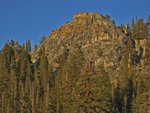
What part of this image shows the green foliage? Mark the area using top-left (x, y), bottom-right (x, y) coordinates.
top-left (0, 15), bottom-right (150, 113)
top-left (132, 18), bottom-right (148, 40)
top-left (26, 40), bottom-right (31, 52)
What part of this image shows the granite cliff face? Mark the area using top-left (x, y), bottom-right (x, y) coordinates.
top-left (32, 12), bottom-right (126, 74)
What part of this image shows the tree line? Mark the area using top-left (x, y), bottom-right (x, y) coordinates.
top-left (0, 16), bottom-right (150, 113)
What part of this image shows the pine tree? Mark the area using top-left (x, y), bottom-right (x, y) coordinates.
top-left (0, 52), bottom-right (2, 77)
top-left (133, 18), bottom-right (148, 40)
top-left (146, 15), bottom-right (150, 37)
top-left (114, 84), bottom-right (124, 113)
top-left (26, 40), bottom-right (31, 52)
top-left (39, 46), bottom-right (49, 112)
top-left (67, 46), bottom-right (85, 113)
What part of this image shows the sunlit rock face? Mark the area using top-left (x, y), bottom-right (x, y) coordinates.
top-left (32, 12), bottom-right (126, 75)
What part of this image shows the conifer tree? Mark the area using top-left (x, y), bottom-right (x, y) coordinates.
top-left (133, 19), bottom-right (148, 40)
top-left (146, 15), bottom-right (150, 37)
top-left (26, 40), bottom-right (31, 52)
top-left (39, 46), bottom-right (49, 112)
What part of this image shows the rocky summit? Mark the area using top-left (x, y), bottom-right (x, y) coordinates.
top-left (32, 12), bottom-right (126, 74)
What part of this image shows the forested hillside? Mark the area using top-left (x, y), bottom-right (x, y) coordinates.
top-left (0, 12), bottom-right (150, 113)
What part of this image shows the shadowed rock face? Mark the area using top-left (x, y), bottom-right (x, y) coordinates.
top-left (32, 12), bottom-right (125, 74)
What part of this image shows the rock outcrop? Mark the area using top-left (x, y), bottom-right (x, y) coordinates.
top-left (32, 12), bottom-right (126, 75)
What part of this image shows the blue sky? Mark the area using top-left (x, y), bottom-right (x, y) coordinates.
top-left (0, 0), bottom-right (150, 48)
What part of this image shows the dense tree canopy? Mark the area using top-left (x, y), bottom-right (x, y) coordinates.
top-left (0, 15), bottom-right (150, 113)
